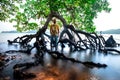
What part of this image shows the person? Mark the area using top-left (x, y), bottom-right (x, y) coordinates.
top-left (50, 18), bottom-right (60, 50)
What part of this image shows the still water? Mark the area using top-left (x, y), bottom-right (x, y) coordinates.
top-left (0, 33), bottom-right (120, 80)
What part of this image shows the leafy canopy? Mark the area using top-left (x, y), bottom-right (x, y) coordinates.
top-left (0, 0), bottom-right (111, 32)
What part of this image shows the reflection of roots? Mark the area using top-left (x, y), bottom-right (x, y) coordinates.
top-left (34, 70), bottom-right (59, 80)
top-left (30, 64), bottom-right (99, 80)
top-left (47, 50), bottom-right (107, 68)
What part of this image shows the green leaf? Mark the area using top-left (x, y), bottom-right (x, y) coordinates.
top-left (0, 0), bottom-right (111, 32)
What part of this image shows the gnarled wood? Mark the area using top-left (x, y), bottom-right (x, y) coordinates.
top-left (6, 12), bottom-right (120, 72)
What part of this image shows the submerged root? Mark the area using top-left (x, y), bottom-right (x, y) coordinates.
top-left (47, 50), bottom-right (107, 68)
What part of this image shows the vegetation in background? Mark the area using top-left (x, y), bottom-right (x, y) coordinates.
top-left (0, 0), bottom-right (111, 32)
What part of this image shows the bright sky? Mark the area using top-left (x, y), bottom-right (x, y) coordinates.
top-left (94, 0), bottom-right (120, 31)
top-left (0, 22), bottom-right (16, 32)
top-left (0, 0), bottom-right (120, 32)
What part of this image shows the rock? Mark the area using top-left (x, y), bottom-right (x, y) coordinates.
top-left (105, 35), bottom-right (116, 47)
top-left (4, 76), bottom-right (11, 80)
top-left (13, 68), bottom-right (36, 79)
top-left (11, 55), bottom-right (16, 60)
top-left (22, 72), bottom-right (36, 79)
top-left (13, 68), bottom-right (22, 79)
top-left (0, 60), bottom-right (4, 67)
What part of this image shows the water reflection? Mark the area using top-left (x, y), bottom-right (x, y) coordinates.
top-left (0, 33), bottom-right (120, 80)
top-left (1, 43), bottom-right (120, 80)
top-left (25, 49), bottom-right (120, 80)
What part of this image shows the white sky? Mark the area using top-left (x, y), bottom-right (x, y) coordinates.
top-left (94, 0), bottom-right (120, 31)
top-left (0, 0), bottom-right (120, 32)
top-left (0, 22), bottom-right (15, 32)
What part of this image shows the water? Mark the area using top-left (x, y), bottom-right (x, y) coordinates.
top-left (0, 33), bottom-right (120, 80)
top-left (102, 34), bottom-right (120, 43)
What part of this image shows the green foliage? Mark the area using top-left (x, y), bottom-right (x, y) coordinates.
top-left (0, 0), bottom-right (20, 21)
top-left (0, 0), bottom-right (111, 32)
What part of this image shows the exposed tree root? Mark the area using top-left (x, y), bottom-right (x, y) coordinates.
top-left (58, 38), bottom-right (85, 51)
top-left (4, 12), bottom-right (120, 77)
top-left (5, 50), bottom-right (32, 54)
top-left (5, 24), bottom-right (120, 72)
top-left (46, 50), bottom-right (107, 68)
top-left (7, 34), bottom-right (36, 47)
top-left (100, 48), bottom-right (120, 54)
